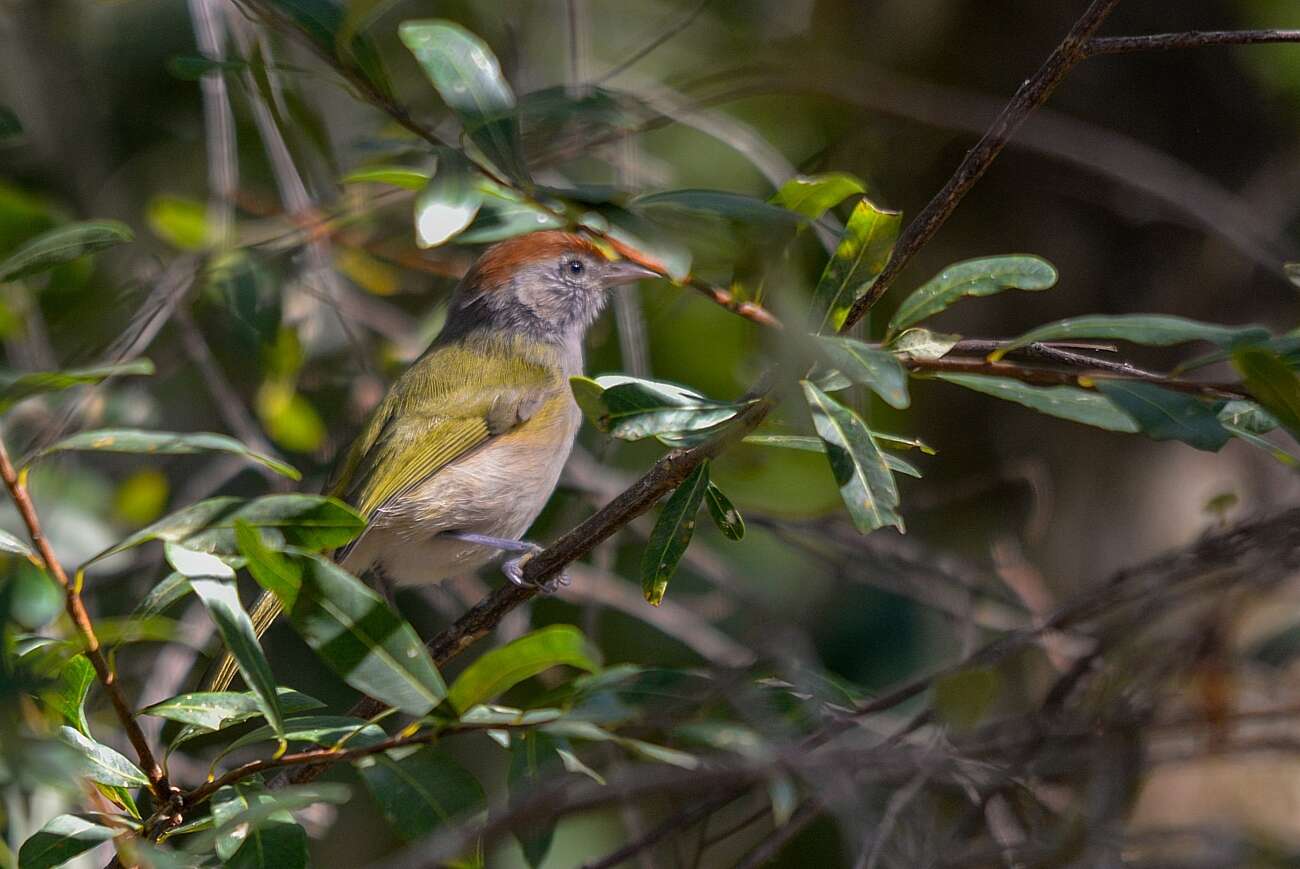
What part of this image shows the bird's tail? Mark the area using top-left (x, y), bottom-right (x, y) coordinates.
top-left (204, 589), bottom-right (284, 692)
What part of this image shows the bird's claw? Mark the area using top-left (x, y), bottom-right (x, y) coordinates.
top-left (503, 545), bottom-right (569, 592)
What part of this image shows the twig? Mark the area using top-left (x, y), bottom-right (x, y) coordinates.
top-left (582, 792), bottom-right (743, 869)
top-left (597, 0), bottom-right (714, 84)
top-left (731, 798), bottom-right (822, 869)
top-left (840, 0), bottom-right (1124, 330)
top-left (0, 434), bottom-right (173, 809)
top-left (1084, 30), bottom-right (1300, 56)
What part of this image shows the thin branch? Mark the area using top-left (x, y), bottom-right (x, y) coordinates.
top-left (1085, 29), bottom-right (1300, 57)
top-left (840, 0), bottom-right (1124, 330)
top-left (0, 434), bottom-right (174, 809)
top-left (732, 798), bottom-right (822, 869)
top-left (597, 0), bottom-right (714, 84)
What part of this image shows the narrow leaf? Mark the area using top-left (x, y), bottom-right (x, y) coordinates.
top-left (0, 359), bottom-right (154, 412)
top-left (60, 726), bottom-right (148, 787)
top-left (141, 688), bottom-right (323, 731)
top-left (449, 625), bottom-right (599, 713)
top-left (641, 462), bottom-right (710, 606)
top-left (341, 166), bottom-right (431, 189)
top-left (1095, 381), bottom-right (1230, 451)
top-left (802, 382), bottom-right (902, 534)
top-left (991, 314), bottom-right (1269, 360)
top-left (1234, 346), bottom-right (1300, 440)
top-left (888, 255), bottom-right (1057, 335)
top-left (810, 198), bottom-right (901, 334)
top-left (34, 429), bottom-right (298, 479)
top-left (704, 482), bottom-right (745, 541)
top-left (935, 374), bottom-right (1138, 432)
top-left (0, 220), bottom-right (134, 282)
top-left (508, 732), bottom-right (565, 867)
top-left (18, 814), bottom-right (118, 869)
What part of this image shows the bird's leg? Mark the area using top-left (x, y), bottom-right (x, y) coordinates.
top-left (444, 531), bottom-right (570, 592)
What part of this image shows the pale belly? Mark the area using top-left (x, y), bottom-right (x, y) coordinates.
top-left (340, 400), bottom-right (580, 587)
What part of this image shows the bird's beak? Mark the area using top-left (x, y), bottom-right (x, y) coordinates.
top-left (603, 260), bottom-right (660, 288)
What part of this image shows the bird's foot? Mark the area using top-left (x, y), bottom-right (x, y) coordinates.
top-left (446, 532), bottom-right (568, 592)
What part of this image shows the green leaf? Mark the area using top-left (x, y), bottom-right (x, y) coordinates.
top-left (172, 544), bottom-right (286, 746)
top-left (641, 462), bottom-right (711, 606)
top-left (934, 374), bottom-right (1138, 433)
top-left (632, 189), bottom-right (804, 233)
top-left (1234, 346), bottom-right (1300, 439)
top-left (0, 220), bottom-right (134, 282)
top-left (59, 726), bottom-right (148, 787)
top-left (448, 625), bottom-right (599, 713)
top-left (48, 655), bottom-right (95, 736)
top-left (341, 165), bottom-right (432, 189)
top-left (990, 314), bottom-right (1269, 361)
top-left (33, 429), bottom-right (299, 479)
top-left (90, 494), bottom-right (364, 564)
top-left (146, 195), bottom-right (209, 251)
top-left (542, 720), bottom-right (699, 768)
top-left (771, 172), bottom-right (866, 220)
top-left (933, 667), bottom-right (1000, 731)
top-left (398, 20), bottom-right (529, 182)
top-left (809, 198), bottom-right (901, 334)
top-left (573, 375), bottom-right (748, 441)
top-left (265, 0), bottom-right (391, 98)
top-left (18, 814), bottom-right (119, 869)
top-left (1218, 400), bottom-right (1279, 435)
top-left (211, 780), bottom-right (308, 869)
top-left (358, 747), bottom-right (485, 844)
top-left (219, 715), bottom-right (386, 759)
top-left (887, 327), bottom-right (961, 360)
top-left (414, 150), bottom-right (483, 248)
top-left (704, 483), bottom-right (745, 541)
top-left (137, 571), bottom-right (193, 618)
top-left (508, 732), bottom-right (565, 867)
top-left (0, 359), bottom-right (154, 412)
top-left (238, 530), bottom-right (446, 716)
top-left (1095, 381), bottom-right (1230, 451)
top-left (0, 106), bottom-right (21, 142)
top-left (141, 688), bottom-right (323, 732)
top-left (0, 528), bottom-right (34, 558)
top-left (815, 336), bottom-right (910, 409)
top-left (888, 255), bottom-right (1057, 336)
top-left (802, 382), bottom-right (903, 534)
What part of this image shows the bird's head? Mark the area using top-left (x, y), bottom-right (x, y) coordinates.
top-left (443, 230), bottom-right (659, 345)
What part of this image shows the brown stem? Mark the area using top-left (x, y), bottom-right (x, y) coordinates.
top-left (1084, 30), bottom-right (1300, 56)
top-left (0, 434), bottom-right (173, 808)
top-left (839, 0), bottom-right (1124, 331)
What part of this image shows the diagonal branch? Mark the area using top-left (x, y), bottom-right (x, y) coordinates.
top-left (1084, 29), bottom-right (1300, 56)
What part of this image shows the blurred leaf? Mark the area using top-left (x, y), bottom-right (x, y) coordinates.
top-left (141, 688), bottom-right (324, 731)
top-left (219, 715), bottom-right (386, 759)
top-left (568, 376), bottom-right (608, 430)
top-left (18, 814), bottom-right (119, 869)
top-left (112, 469), bottom-right (169, 526)
top-left (360, 747), bottom-right (485, 844)
top-left (887, 327), bottom-right (961, 360)
top-left (9, 564), bottom-right (60, 629)
top-left (508, 732), bottom-right (564, 867)
top-left (92, 494), bottom-right (364, 563)
top-left (743, 433), bottom-right (825, 452)
top-left (810, 198), bottom-right (901, 334)
top-left (888, 255), bottom-right (1057, 336)
top-left (448, 625), bottom-right (598, 713)
top-left (256, 383), bottom-right (326, 454)
top-left (146, 196), bottom-right (209, 251)
top-left (933, 667), bottom-right (1000, 730)
top-left (641, 462), bottom-right (710, 606)
top-left (414, 150), bottom-right (483, 248)
top-left (1218, 399), bottom-right (1279, 434)
top-left (816, 336), bottom-right (909, 408)
top-left (398, 20), bottom-right (529, 182)
top-left (1287, 262), bottom-right (1300, 289)
top-left (265, 0), bottom-right (390, 98)
top-left (802, 381), bottom-right (902, 534)
top-left (771, 172), bottom-right (865, 220)
top-left (935, 374), bottom-right (1138, 432)
top-left (0, 220), bottom-right (134, 282)
top-left (633, 189), bottom-right (803, 233)
top-left (0, 106), bottom-right (21, 142)
top-left (543, 720), bottom-right (699, 768)
top-left (47, 654), bottom-right (95, 736)
top-left (171, 544), bottom-right (286, 747)
top-left (768, 774), bottom-right (799, 826)
top-left (459, 189), bottom-right (564, 243)
top-left (0, 359), bottom-right (154, 412)
top-left (1095, 381), bottom-right (1230, 451)
top-left (60, 726), bottom-right (147, 787)
top-left (992, 314), bottom-right (1269, 360)
top-left (0, 528), bottom-right (34, 559)
top-left (1233, 346), bottom-right (1300, 439)
top-left (138, 571), bottom-right (193, 618)
top-left (238, 528), bottom-right (446, 716)
top-left (582, 204), bottom-right (691, 281)
top-left (704, 482), bottom-right (745, 541)
top-left (341, 165), bottom-right (431, 189)
top-left (212, 780), bottom-right (307, 869)
top-left (34, 429), bottom-right (298, 480)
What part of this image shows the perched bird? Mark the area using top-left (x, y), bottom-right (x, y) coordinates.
top-left (211, 230), bottom-right (656, 690)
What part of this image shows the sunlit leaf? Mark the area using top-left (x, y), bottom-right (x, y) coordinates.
top-left (219, 715), bottom-right (386, 760)
top-left (33, 429), bottom-right (299, 480)
top-left (18, 814), bottom-right (119, 869)
top-left (448, 625), bottom-right (599, 713)
top-left (0, 359), bottom-right (154, 412)
top-left (146, 195), bottom-right (209, 251)
top-left (112, 469), bottom-right (169, 526)
top-left (641, 462), bottom-right (710, 606)
top-left (571, 374), bottom-right (748, 441)
top-left (810, 197), bottom-right (901, 334)
top-left (358, 747), bottom-right (485, 844)
top-left (802, 382), bottom-right (902, 534)
top-left (816, 336), bottom-right (909, 409)
top-left (341, 165), bottom-right (431, 189)
top-left (141, 688), bottom-right (324, 732)
top-left (60, 726), bottom-right (148, 787)
top-left (0, 527), bottom-right (34, 558)
top-left (704, 482), bottom-right (745, 541)
top-left (398, 19), bottom-right (529, 182)
top-left (238, 527), bottom-right (446, 716)
top-left (887, 327), bottom-right (961, 360)
top-left (414, 150), bottom-right (482, 248)
top-left (934, 374), bottom-right (1138, 432)
top-left (47, 655), bottom-right (95, 737)
top-left (1095, 381), bottom-right (1230, 451)
top-left (991, 314), bottom-right (1269, 360)
top-left (771, 172), bottom-right (866, 220)
top-left (888, 255), bottom-right (1057, 336)
top-left (171, 544), bottom-right (286, 746)
top-left (212, 780), bottom-right (307, 869)
top-left (0, 220), bottom-right (134, 282)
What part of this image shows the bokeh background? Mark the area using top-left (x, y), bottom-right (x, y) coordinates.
top-left (3, 0), bottom-right (1300, 865)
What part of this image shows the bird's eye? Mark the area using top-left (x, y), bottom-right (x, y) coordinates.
top-left (566, 258), bottom-right (585, 276)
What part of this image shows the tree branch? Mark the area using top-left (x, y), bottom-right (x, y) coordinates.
top-left (0, 433), bottom-right (174, 810)
top-left (1084, 30), bottom-right (1300, 56)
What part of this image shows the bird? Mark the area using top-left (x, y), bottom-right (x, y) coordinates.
top-left (209, 230), bottom-right (657, 692)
